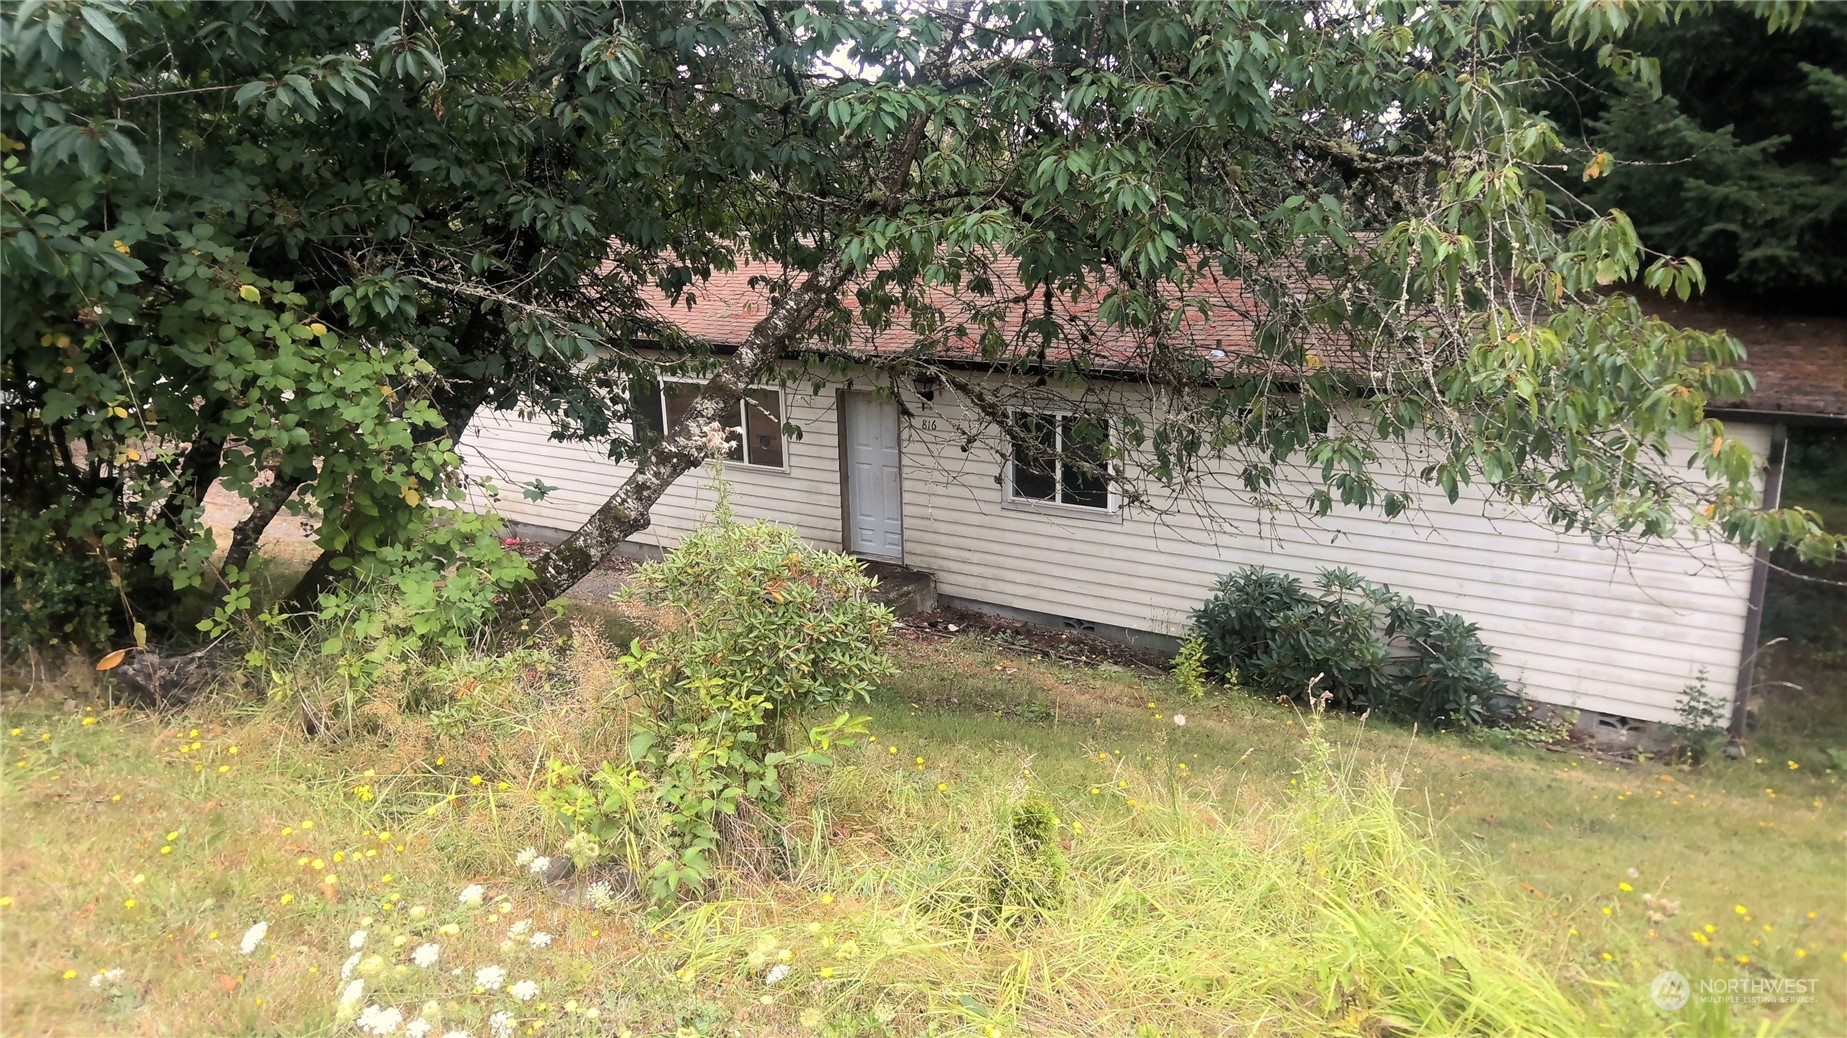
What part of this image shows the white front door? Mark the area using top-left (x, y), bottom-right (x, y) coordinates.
top-left (844, 393), bottom-right (903, 560)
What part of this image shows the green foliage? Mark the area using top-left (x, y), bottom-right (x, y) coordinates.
top-left (1537, 3), bottom-right (1847, 304)
top-left (6, 0), bottom-right (1841, 658)
top-left (0, 507), bottom-right (118, 656)
top-left (545, 513), bottom-right (894, 903)
top-left (1193, 567), bottom-right (1511, 727)
top-left (308, 511), bottom-right (536, 677)
top-left (1668, 668), bottom-right (1730, 766)
top-left (1171, 633), bottom-right (1215, 699)
top-left (1674, 669), bottom-right (1728, 732)
top-left (983, 799), bottom-right (1070, 928)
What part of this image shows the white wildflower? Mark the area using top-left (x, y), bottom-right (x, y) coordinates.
top-left (514, 847), bottom-right (537, 868)
top-left (441, 1032), bottom-right (472, 1038)
top-left (340, 979), bottom-right (366, 1006)
top-left (507, 919), bottom-right (531, 939)
top-left (458, 884), bottom-right (486, 906)
top-left (239, 921), bottom-right (269, 954)
top-left (357, 1004), bottom-right (404, 1036)
top-left (1172, 713), bottom-right (1187, 726)
top-left (350, 929), bottom-right (369, 950)
top-left (528, 855), bottom-right (552, 875)
top-left (405, 1019), bottom-right (432, 1038)
top-left (411, 943), bottom-right (440, 968)
top-left (489, 1011), bottom-right (514, 1038)
top-left (585, 881), bottom-right (615, 909)
top-left (474, 965), bottom-right (507, 990)
top-left (89, 968), bottom-right (124, 988)
top-left (341, 953), bottom-right (362, 981)
top-left (528, 931), bottom-right (553, 949)
top-left (764, 963), bottom-right (790, 986)
top-left (509, 979), bottom-right (539, 1002)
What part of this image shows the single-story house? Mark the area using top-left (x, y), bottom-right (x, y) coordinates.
top-left (461, 268), bottom-right (1845, 738)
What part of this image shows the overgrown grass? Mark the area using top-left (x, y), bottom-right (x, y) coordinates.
top-left (2, 623), bottom-right (1842, 1036)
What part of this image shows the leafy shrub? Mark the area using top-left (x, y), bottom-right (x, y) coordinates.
top-left (298, 510), bottom-right (535, 678)
top-left (1193, 566), bottom-right (1509, 726)
top-left (984, 799), bottom-right (1069, 927)
top-left (546, 512), bottom-right (894, 902)
top-left (1, 507), bottom-right (119, 656)
top-left (1171, 632), bottom-right (1217, 698)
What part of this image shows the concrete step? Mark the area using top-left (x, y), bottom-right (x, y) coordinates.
top-left (859, 560), bottom-right (937, 617)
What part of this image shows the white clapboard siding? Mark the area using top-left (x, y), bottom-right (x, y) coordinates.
top-left (461, 386), bottom-right (844, 551)
top-left (461, 370), bottom-right (1766, 725)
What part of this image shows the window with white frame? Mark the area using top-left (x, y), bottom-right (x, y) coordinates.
top-left (632, 380), bottom-right (787, 468)
top-left (1006, 411), bottom-right (1113, 511)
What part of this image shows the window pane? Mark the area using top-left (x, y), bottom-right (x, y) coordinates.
top-left (664, 383), bottom-right (740, 460)
top-left (743, 388), bottom-right (784, 468)
top-left (1060, 415), bottom-right (1111, 509)
top-left (631, 378), bottom-right (665, 447)
top-left (1010, 413), bottom-right (1057, 501)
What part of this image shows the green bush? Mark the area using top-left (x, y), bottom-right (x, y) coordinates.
top-left (1193, 566), bottom-right (1509, 726)
top-left (1, 507), bottom-right (120, 657)
top-left (984, 799), bottom-right (1069, 927)
top-left (547, 511), bottom-right (895, 903)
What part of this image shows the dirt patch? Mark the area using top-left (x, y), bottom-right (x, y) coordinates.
top-left (897, 607), bottom-right (1172, 674)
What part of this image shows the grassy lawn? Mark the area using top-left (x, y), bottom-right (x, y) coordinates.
top-left (2, 618), bottom-right (1842, 1037)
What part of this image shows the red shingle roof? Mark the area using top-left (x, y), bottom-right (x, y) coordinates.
top-left (641, 265), bottom-right (1846, 421)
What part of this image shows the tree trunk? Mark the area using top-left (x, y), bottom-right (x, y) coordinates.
top-left (222, 471), bottom-right (307, 579)
top-left (497, 256), bottom-right (852, 622)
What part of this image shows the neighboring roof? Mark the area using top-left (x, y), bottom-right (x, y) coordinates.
top-left (1637, 296), bottom-right (1847, 426)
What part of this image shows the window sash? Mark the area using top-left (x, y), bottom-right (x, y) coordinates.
top-left (1008, 410), bottom-right (1112, 511)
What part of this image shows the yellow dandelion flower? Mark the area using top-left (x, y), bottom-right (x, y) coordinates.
top-left (1618, 883), bottom-right (1633, 893)
top-left (62, 969), bottom-right (77, 980)
top-left (279, 893), bottom-right (294, 905)
top-left (0, 896), bottom-right (11, 907)
top-left (123, 899), bottom-right (137, 909)
top-left (1735, 905), bottom-right (1748, 915)
top-left (82, 717), bottom-right (97, 726)
top-left (818, 893), bottom-right (834, 905)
